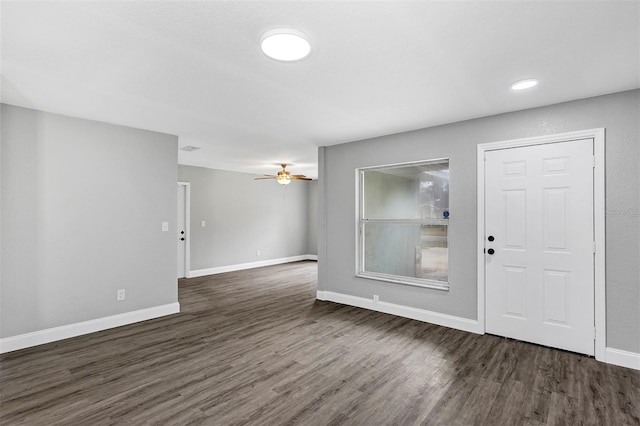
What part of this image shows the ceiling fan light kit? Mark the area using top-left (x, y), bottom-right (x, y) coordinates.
top-left (255, 164), bottom-right (312, 185)
top-left (277, 173), bottom-right (292, 185)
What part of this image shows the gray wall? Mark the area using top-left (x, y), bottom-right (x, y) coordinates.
top-left (178, 165), bottom-right (314, 270)
top-left (1, 104), bottom-right (179, 338)
top-left (307, 180), bottom-right (318, 256)
top-left (319, 89), bottom-right (639, 353)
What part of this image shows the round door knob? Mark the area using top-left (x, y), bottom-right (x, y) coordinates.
top-left (487, 248), bottom-right (495, 255)
top-left (180, 237), bottom-right (185, 241)
top-left (488, 236), bottom-right (495, 242)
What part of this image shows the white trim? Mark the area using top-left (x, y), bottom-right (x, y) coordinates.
top-left (605, 347), bottom-right (640, 371)
top-left (0, 303), bottom-right (180, 354)
top-left (592, 132), bottom-right (606, 361)
top-left (316, 290), bottom-right (482, 335)
top-left (177, 181), bottom-right (191, 279)
top-left (357, 157), bottom-right (450, 172)
top-left (354, 167), bottom-right (361, 278)
top-left (476, 128), bottom-right (604, 150)
top-left (477, 128), bottom-right (606, 361)
top-left (355, 271), bottom-right (449, 291)
top-left (476, 146), bottom-right (486, 334)
top-left (188, 255), bottom-right (317, 278)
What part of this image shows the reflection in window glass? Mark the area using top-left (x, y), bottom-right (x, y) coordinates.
top-left (419, 224), bottom-right (448, 282)
top-left (358, 160), bottom-right (449, 289)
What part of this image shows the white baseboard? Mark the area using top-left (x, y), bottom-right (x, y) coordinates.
top-left (316, 290), bottom-right (482, 335)
top-left (605, 347), bottom-right (640, 370)
top-left (0, 302), bottom-right (180, 354)
top-left (188, 254), bottom-right (317, 278)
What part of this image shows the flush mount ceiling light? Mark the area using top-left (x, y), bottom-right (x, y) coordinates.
top-left (260, 29), bottom-right (311, 62)
top-left (511, 79), bottom-right (539, 91)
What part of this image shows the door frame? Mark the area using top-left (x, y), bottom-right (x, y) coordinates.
top-left (476, 128), bottom-right (605, 361)
top-left (177, 181), bottom-right (191, 279)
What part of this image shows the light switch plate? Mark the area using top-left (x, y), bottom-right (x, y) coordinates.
top-left (201, 220), bottom-right (206, 227)
top-left (161, 222), bottom-right (169, 232)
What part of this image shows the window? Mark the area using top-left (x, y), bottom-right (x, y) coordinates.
top-left (357, 159), bottom-right (449, 290)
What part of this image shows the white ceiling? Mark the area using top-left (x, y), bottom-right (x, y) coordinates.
top-left (2, 1), bottom-right (638, 179)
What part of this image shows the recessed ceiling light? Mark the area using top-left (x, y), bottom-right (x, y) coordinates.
top-left (511, 79), bottom-right (538, 91)
top-left (261, 29), bottom-right (311, 62)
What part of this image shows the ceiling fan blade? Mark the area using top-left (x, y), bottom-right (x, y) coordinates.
top-left (255, 165), bottom-right (310, 182)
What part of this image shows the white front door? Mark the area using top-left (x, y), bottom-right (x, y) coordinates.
top-left (177, 184), bottom-right (186, 279)
top-left (485, 138), bottom-right (595, 355)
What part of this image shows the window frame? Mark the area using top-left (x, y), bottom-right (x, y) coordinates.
top-left (356, 158), bottom-right (450, 291)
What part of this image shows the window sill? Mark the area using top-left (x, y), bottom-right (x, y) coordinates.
top-left (356, 272), bottom-right (449, 291)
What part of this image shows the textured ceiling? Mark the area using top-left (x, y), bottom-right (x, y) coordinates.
top-left (2, 1), bottom-right (638, 179)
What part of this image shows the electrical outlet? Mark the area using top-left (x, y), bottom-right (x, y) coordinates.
top-left (117, 289), bottom-right (125, 301)
top-left (373, 294), bottom-right (379, 304)
top-left (256, 250), bottom-right (261, 256)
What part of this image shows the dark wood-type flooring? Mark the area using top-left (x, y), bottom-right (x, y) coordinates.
top-left (1, 261), bottom-right (638, 425)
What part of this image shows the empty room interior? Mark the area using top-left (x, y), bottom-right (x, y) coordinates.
top-left (1, 1), bottom-right (639, 425)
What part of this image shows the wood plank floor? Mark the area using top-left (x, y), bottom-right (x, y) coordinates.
top-left (1, 261), bottom-right (638, 425)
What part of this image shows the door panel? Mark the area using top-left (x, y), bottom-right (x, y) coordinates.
top-left (485, 139), bottom-right (594, 355)
top-left (504, 190), bottom-right (526, 248)
top-left (543, 269), bottom-right (569, 324)
top-left (543, 188), bottom-right (568, 250)
top-left (505, 266), bottom-right (526, 318)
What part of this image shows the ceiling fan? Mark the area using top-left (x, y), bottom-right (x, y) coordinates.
top-left (255, 163), bottom-right (312, 185)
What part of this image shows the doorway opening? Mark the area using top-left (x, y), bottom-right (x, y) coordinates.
top-left (177, 182), bottom-right (191, 279)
